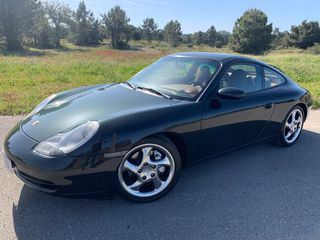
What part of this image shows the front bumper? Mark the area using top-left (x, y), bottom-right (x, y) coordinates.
top-left (3, 122), bottom-right (122, 197)
top-left (2, 148), bottom-right (13, 172)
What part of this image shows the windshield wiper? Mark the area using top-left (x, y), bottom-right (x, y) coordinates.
top-left (136, 86), bottom-right (172, 99)
top-left (123, 81), bottom-right (136, 90)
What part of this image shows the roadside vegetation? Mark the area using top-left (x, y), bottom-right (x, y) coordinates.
top-left (0, 42), bottom-right (319, 115)
top-left (0, 1), bottom-right (319, 114)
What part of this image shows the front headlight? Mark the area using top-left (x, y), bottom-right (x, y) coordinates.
top-left (26, 94), bottom-right (57, 118)
top-left (34, 121), bottom-right (99, 157)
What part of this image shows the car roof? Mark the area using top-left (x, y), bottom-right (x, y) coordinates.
top-left (167, 52), bottom-right (288, 77)
top-left (169, 52), bottom-right (265, 65)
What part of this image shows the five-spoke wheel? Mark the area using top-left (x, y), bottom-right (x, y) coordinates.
top-left (278, 105), bottom-right (304, 146)
top-left (117, 137), bottom-right (181, 202)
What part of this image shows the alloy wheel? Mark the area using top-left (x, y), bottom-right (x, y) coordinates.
top-left (118, 144), bottom-right (175, 198)
top-left (284, 108), bottom-right (303, 144)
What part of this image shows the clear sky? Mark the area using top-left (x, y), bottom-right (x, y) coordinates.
top-left (53, 0), bottom-right (320, 33)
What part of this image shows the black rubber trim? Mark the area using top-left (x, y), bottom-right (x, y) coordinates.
top-left (14, 169), bottom-right (57, 193)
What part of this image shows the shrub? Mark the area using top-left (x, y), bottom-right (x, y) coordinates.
top-left (307, 43), bottom-right (320, 55)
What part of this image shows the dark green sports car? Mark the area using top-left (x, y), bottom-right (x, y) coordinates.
top-left (2, 52), bottom-right (312, 202)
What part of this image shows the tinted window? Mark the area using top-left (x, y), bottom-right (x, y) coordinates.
top-left (263, 67), bottom-right (286, 89)
top-left (220, 63), bottom-right (261, 93)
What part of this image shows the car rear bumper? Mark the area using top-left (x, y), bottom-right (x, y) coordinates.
top-left (2, 122), bottom-right (122, 197)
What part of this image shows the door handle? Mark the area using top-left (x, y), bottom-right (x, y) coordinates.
top-left (264, 103), bottom-right (273, 109)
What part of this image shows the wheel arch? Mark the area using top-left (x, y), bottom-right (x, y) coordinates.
top-left (297, 103), bottom-right (308, 121)
top-left (147, 132), bottom-right (188, 168)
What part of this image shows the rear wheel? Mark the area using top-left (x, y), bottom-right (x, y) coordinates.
top-left (117, 137), bottom-right (181, 202)
top-left (278, 105), bottom-right (304, 147)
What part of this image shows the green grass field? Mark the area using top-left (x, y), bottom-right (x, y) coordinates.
top-left (0, 41), bottom-right (319, 115)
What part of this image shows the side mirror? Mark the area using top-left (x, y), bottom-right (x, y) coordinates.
top-left (217, 87), bottom-right (245, 99)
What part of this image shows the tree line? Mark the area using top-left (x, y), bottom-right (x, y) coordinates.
top-left (0, 0), bottom-right (319, 55)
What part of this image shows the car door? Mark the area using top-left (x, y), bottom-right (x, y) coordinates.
top-left (256, 65), bottom-right (289, 138)
top-left (200, 61), bottom-right (274, 157)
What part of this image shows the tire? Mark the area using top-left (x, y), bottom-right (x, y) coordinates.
top-left (277, 105), bottom-right (305, 147)
top-left (116, 136), bottom-right (181, 202)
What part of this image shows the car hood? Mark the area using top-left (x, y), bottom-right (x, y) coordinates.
top-left (21, 84), bottom-right (178, 142)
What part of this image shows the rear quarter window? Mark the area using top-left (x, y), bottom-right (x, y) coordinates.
top-left (263, 67), bottom-right (286, 89)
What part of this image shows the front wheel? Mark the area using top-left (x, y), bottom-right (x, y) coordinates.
top-left (278, 105), bottom-right (304, 147)
top-left (117, 137), bottom-right (181, 202)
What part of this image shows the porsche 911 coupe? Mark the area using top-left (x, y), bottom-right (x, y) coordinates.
top-left (2, 52), bottom-right (313, 202)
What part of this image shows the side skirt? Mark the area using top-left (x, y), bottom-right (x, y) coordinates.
top-left (184, 134), bottom-right (276, 167)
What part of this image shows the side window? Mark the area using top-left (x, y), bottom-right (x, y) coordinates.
top-left (220, 63), bottom-right (261, 93)
top-left (263, 67), bottom-right (286, 89)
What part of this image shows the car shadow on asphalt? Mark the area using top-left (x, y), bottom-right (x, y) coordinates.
top-left (12, 129), bottom-right (320, 240)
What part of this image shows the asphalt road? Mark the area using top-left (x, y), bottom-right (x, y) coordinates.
top-left (1, 112), bottom-right (320, 240)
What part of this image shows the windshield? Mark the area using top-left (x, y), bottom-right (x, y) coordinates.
top-left (128, 56), bottom-right (220, 100)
